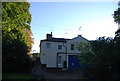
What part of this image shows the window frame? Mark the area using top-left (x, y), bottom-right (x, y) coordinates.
top-left (58, 45), bottom-right (62, 50)
top-left (58, 56), bottom-right (62, 65)
top-left (71, 44), bottom-right (74, 50)
top-left (46, 43), bottom-right (50, 49)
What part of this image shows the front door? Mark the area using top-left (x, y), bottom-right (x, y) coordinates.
top-left (68, 55), bottom-right (80, 69)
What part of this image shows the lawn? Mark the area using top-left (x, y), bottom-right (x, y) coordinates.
top-left (2, 73), bottom-right (36, 80)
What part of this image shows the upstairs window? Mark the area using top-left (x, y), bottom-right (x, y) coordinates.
top-left (46, 43), bottom-right (50, 49)
top-left (58, 45), bottom-right (62, 49)
top-left (71, 44), bottom-right (74, 50)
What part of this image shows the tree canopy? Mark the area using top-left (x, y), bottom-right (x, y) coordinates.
top-left (77, 37), bottom-right (120, 79)
top-left (113, 6), bottom-right (120, 39)
top-left (2, 2), bottom-right (34, 72)
top-left (113, 8), bottom-right (120, 24)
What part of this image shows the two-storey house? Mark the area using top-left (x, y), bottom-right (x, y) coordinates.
top-left (40, 32), bottom-right (88, 69)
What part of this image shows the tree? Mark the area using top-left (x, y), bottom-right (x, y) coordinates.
top-left (77, 2), bottom-right (120, 79)
top-left (113, 5), bottom-right (120, 38)
top-left (2, 2), bottom-right (34, 72)
top-left (77, 37), bottom-right (117, 79)
top-left (113, 3), bottom-right (120, 77)
top-left (113, 8), bottom-right (120, 24)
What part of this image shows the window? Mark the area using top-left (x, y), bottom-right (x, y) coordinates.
top-left (71, 44), bottom-right (74, 50)
top-left (58, 45), bottom-right (62, 49)
top-left (46, 43), bottom-right (50, 49)
top-left (58, 56), bottom-right (62, 65)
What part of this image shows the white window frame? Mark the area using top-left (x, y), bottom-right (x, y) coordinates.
top-left (58, 56), bottom-right (62, 65)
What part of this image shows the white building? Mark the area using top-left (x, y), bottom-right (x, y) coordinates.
top-left (40, 32), bottom-right (88, 69)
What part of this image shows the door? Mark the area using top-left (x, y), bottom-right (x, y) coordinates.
top-left (68, 55), bottom-right (80, 69)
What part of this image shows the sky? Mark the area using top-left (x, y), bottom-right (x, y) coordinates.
top-left (29, 2), bottom-right (119, 53)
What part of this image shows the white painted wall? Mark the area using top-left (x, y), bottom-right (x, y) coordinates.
top-left (40, 41), bottom-right (66, 67)
top-left (67, 35), bottom-right (88, 53)
top-left (40, 35), bottom-right (88, 68)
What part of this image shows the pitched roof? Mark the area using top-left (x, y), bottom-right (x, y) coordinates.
top-left (41, 37), bottom-right (70, 42)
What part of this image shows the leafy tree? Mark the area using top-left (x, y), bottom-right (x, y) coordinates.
top-left (77, 42), bottom-right (95, 65)
top-left (113, 2), bottom-right (120, 41)
top-left (2, 2), bottom-right (34, 72)
top-left (77, 37), bottom-right (119, 79)
top-left (113, 3), bottom-right (120, 77)
top-left (32, 53), bottom-right (39, 59)
top-left (113, 8), bottom-right (120, 24)
top-left (77, 3), bottom-right (120, 78)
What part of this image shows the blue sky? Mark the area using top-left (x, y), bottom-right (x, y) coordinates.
top-left (29, 2), bottom-right (118, 53)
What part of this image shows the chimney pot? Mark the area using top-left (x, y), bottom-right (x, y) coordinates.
top-left (46, 32), bottom-right (52, 39)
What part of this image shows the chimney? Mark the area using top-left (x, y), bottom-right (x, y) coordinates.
top-left (46, 32), bottom-right (52, 39)
top-left (78, 35), bottom-right (82, 37)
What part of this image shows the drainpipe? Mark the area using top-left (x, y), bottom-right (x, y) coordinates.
top-left (63, 41), bottom-right (67, 69)
top-left (65, 43), bottom-right (67, 68)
